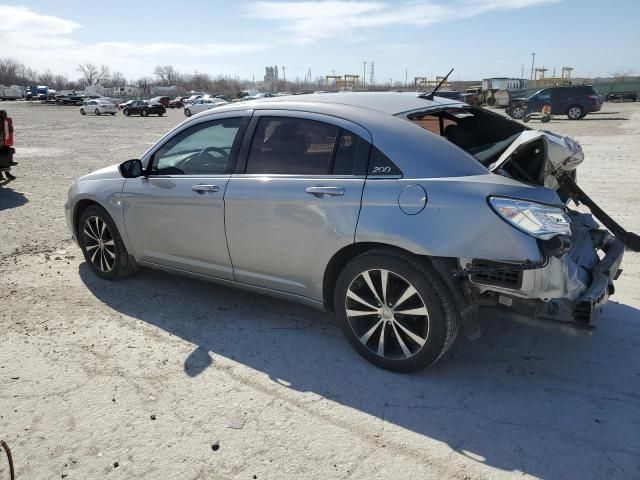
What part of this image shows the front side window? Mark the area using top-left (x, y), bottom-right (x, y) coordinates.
top-left (246, 117), bottom-right (339, 175)
top-left (151, 117), bottom-right (245, 175)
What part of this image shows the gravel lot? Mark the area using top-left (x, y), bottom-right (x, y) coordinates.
top-left (1, 101), bottom-right (639, 480)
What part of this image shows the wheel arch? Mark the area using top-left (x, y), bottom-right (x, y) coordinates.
top-left (73, 199), bottom-right (102, 238)
top-left (323, 242), bottom-right (430, 312)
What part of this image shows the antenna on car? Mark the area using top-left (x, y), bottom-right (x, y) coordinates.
top-left (419, 68), bottom-right (454, 100)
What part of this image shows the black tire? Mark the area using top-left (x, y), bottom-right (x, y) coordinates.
top-left (158, 111), bottom-right (164, 117)
top-left (124, 109), bottom-right (130, 116)
top-left (334, 250), bottom-right (459, 372)
top-left (185, 109), bottom-right (191, 117)
top-left (141, 109), bottom-right (148, 117)
top-left (487, 96), bottom-right (496, 106)
top-left (78, 205), bottom-right (137, 281)
top-left (80, 108), bottom-right (85, 115)
top-left (567, 105), bottom-right (584, 120)
top-left (95, 109), bottom-right (101, 116)
top-left (110, 112), bottom-right (116, 116)
top-left (509, 105), bottom-right (525, 119)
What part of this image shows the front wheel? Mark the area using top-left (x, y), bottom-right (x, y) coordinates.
top-left (95, 109), bottom-right (101, 116)
top-left (334, 251), bottom-right (459, 372)
top-left (567, 105), bottom-right (584, 120)
top-left (185, 109), bottom-right (191, 117)
top-left (80, 108), bottom-right (85, 115)
top-left (141, 109), bottom-right (148, 117)
top-left (123, 109), bottom-right (130, 116)
top-left (78, 205), bottom-right (137, 280)
top-left (509, 105), bottom-right (525, 119)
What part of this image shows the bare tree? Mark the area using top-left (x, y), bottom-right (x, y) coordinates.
top-left (153, 65), bottom-right (181, 86)
top-left (108, 71), bottom-right (127, 87)
top-left (77, 63), bottom-right (111, 85)
top-left (52, 75), bottom-right (69, 90)
top-left (0, 58), bottom-right (22, 85)
top-left (38, 69), bottom-right (55, 87)
top-left (136, 77), bottom-right (152, 96)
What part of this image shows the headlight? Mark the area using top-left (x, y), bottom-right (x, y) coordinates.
top-left (489, 196), bottom-right (571, 240)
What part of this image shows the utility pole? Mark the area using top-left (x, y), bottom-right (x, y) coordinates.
top-left (521, 64), bottom-right (524, 79)
top-left (530, 52), bottom-right (536, 80)
top-left (369, 61), bottom-right (375, 88)
top-left (282, 66), bottom-right (286, 85)
top-left (363, 61), bottom-right (367, 91)
top-left (405, 68), bottom-right (408, 89)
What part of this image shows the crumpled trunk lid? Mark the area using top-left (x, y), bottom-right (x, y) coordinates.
top-left (488, 129), bottom-right (584, 191)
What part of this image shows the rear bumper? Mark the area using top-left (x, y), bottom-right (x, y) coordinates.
top-left (467, 214), bottom-right (625, 328)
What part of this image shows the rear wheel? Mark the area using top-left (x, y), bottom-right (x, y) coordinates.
top-left (185, 109), bottom-right (191, 117)
top-left (95, 109), bottom-right (101, 116)
top-left (141, 109), bottom-right (148, 117)
top-left (123, 109), bottom-right (130, 116)
top-left (80, 108), bottom-right (85, 115)
top-left (334, 250), bottom-right (459, 372)
top-left (78, 205), bottom-right (137, 281)
top-left (567, 105), bottom-right (584, 120)
top-left (110, 112), bottom-right (116, 116)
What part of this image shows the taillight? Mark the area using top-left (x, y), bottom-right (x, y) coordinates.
top-left (1, 114), bottom-right (14, 147)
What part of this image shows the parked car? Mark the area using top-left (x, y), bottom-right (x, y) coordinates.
top-left (65, 92), bottom-right (636, 372)
top-left (168, 97), bottom-right (186, 108)
top-left (123, 100), bottom-right (166, 117)
top-left (184, 94), bottom-right (204, 105)
top-left (605, 91), bottom-right (637, 102)
top-left (507, 85), bottom-right (603, 120)
top-left (0, 109), bottom-right (16, 181)
top-left (183, 98), bottom-right (228, 117)
top-left (118, 100), bottom-right (134, 110)
top-left (80, 99), bottom-right (117, 116)
top-left (149, 96), bottom-right (171, 107)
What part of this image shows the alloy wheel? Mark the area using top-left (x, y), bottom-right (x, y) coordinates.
top-left (82, 216), bottom-right (116, 272)
top-left (568, 107), bottom-right (582, 119)
top-left (345, 269), bottom-right (430, 360)
top-left (511, 106), bottom-right (524, 119)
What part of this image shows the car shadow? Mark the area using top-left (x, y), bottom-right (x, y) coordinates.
top-left (0, 185), bottom-right (28, 210)
top-left (79, 264), bottom-right (640, 479)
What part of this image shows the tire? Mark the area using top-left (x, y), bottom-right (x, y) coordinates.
top-left (78, 205), bottom-right (137, 281)
top-left (487, 96), bottom-right (496, 106)
top-left (541, 114), bottom-right (551, 123)
top-left (95, 109), bottom-right (101, 116)
top-left (334, 250), bottom-right (459, 372)
top-left (158, 111), bottom-right (164, 117)
top-left (185, 109), bottom-right (191, 117)
top-left (123, 109), bottom-right (130, 116)
top-left (567, 105), bottom-right (584, 120)
top-left (110, 112), bottom-right (116, 116)
top-left (80, 108), bottom-right (85, 115)
top-left (509, 105), bottom-right (525, 119)
top-left (141, 109), bottom-right (148, 117)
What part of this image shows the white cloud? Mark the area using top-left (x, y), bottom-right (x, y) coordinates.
top-left (248, 0), bottom-right (559, 42)
top-left (0, 5), bottom-right (267, 78)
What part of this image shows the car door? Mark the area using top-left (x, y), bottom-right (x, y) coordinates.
top-left (550, 88), bottom-right (569, 113)
top-left (121, 112), bottom-right (251, 278)
top-left (224, 111), bottom-right (371, 300)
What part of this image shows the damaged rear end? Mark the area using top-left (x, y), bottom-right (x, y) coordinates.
top-left (408, 105), bottom-right (637, 330)
top-left (462, 121), bottom-right (634, 328)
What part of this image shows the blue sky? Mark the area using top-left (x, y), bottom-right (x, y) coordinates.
top-left (1, 0), bottom-right (638, 83)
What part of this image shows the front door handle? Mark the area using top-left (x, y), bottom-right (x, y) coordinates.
top-left (191, 184), bottom-right (219, 193)
top-left (305, 186), bottom-right (345, 197)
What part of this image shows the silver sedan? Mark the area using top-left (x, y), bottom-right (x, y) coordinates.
top-left (65, 92), bottom-right (632, 372)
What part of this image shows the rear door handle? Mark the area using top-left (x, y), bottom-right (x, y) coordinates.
top-left (191, 184), bottom-right (219, 193)
top-left (305, 186), bottom-right (345, 197)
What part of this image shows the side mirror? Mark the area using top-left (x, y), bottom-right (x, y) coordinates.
top-left (119, 159), bottom-right (143, 178)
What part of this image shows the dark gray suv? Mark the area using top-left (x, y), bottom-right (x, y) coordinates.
top-left (507, 85), bottom-right (603, 120)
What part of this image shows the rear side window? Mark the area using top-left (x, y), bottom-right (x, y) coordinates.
top-left (246, 117), bottom-right (339, 175)
top-left (333, 130), bottom-right (371, 175)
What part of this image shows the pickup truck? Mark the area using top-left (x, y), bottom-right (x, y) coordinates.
top-left (0, 110), bottom-right (16, 181)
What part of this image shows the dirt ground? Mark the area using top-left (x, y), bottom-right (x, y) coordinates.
top-left (1, 101), bottom-right (639, 480)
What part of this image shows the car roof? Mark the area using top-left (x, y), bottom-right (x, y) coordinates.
top-left (188, 92), bottom-right (483, 179)
top-left (251, 91), bottom-right (464, 115)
